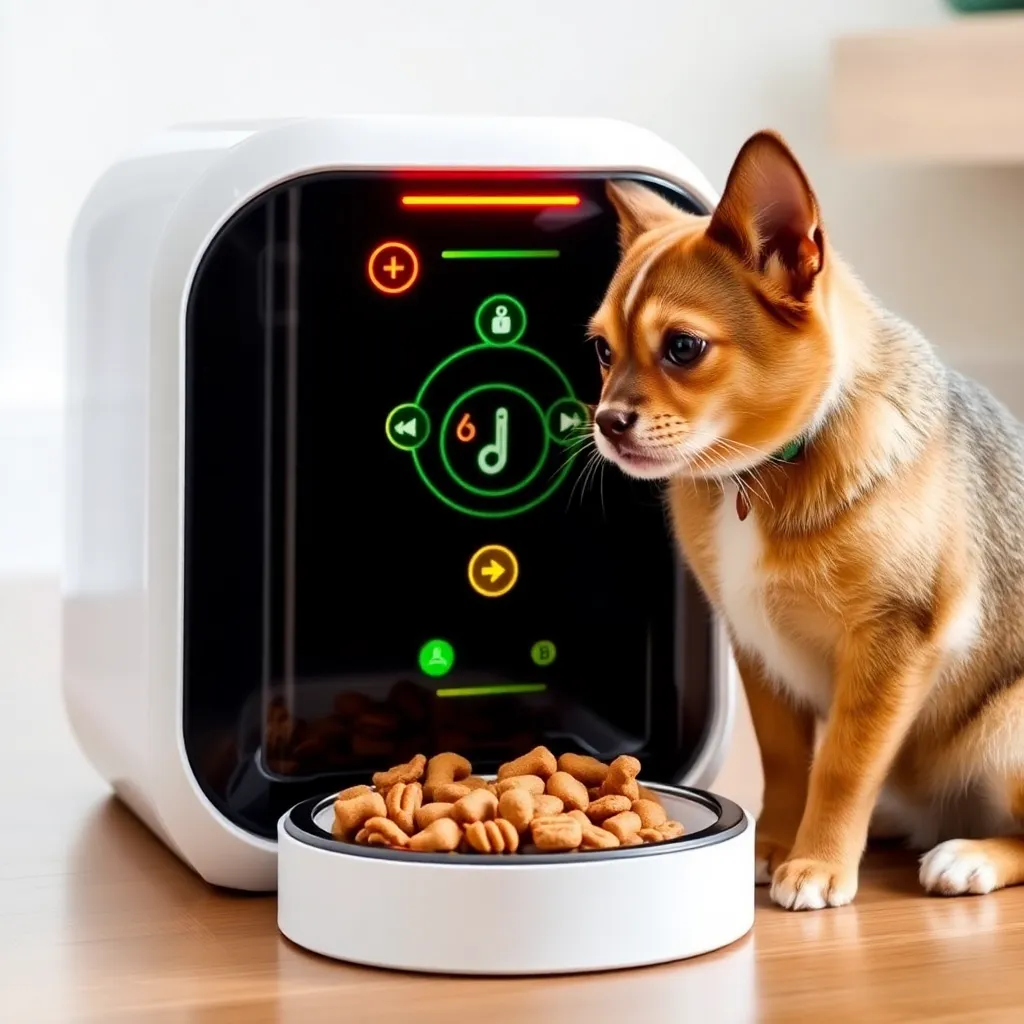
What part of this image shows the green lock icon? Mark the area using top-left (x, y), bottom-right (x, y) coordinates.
top-left (475, 294), bottom-right (526, 345)
top-left (491, 304), bottom-right (512, 335)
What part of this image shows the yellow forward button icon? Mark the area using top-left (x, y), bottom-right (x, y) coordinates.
top-left (467, 544), bottom-right (519, 598)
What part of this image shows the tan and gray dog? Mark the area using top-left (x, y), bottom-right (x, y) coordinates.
top-left (590, 130), bottom-right (1024, 911)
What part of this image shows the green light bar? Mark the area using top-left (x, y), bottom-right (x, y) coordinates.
top-left (441, 249), bottom-right (560, 260)
top-left (436, 683), bottom-right (548, 698)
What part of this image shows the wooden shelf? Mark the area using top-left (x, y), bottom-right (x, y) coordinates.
top-left (830, 13), bottom-right (1024, 162)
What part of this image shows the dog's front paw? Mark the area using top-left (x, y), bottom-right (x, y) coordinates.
top-left (770, 858), bottom-right (857, 911)
top-left (919, 839), bottom-right (999, 896)
top-left (755, 837), bottom-right (791, 885)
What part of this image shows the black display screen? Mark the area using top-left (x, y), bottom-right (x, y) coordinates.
top-left (183, 171), bottom-right (713, 838)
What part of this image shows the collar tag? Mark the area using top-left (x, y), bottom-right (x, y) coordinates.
top-left (736, 489), bottom-right (750, 521)
top-left (735, 437), bottom-right (804, 521)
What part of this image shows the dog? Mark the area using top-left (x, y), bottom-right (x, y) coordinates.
top-left (590, 130), bottom-right (1024, 910)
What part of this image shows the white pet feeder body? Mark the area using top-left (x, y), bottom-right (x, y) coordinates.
top-left (63, 116), bottom-right (737, 898)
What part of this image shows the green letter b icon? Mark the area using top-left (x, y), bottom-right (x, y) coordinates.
top-left (530, 640), bottom-right (556, 667)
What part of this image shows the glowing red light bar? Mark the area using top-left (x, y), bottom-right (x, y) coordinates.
top-left (401, 194), bottom-right (581, 209)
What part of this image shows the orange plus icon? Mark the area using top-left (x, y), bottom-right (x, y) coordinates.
top-left (368, 241), bottom-right (420, 294)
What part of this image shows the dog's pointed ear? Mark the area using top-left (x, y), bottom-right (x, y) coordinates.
top-left (707, 131), bottom-right (824, 300)
top-left (606, 180), bottom-right (684, 251)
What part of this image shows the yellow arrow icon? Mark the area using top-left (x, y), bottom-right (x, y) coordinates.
top-left (480, 560), bottom-right (505, 582)
top-left (468, 544), bottom-right (519, 597)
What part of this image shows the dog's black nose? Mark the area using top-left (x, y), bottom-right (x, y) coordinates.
top-left (596, 408), bottom-right (638, 438)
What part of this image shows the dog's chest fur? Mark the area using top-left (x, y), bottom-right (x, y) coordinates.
top-left (710, 481), bottom-right (835, 713)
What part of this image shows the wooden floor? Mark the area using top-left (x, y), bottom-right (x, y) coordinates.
top-left (4, 578), bottom-right (1024, 1022)
top-left (6, 776), bottom-right (1024, 1021)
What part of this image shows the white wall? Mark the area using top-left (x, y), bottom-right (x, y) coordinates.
top-left (6, 0), bottom-right (1024, 575)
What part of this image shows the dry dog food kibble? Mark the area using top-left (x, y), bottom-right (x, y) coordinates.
top-left (432, 782), bottom-right (473, 803)
top-left (332, 747), bottom-right (685, 855)
top-left (586, 794), bottom-right (632, 823)
top-left (581, 823), bottom-right (621, 850)
top-left (532, 794), bottom-right (565, 818)
top-left (545, 771), bottom-right (590, 812)
top-left (557, 753), bottom-right (610, 788)
top-left (408, 817), bottom-right (462, 852)
top-left (465, 819), bottom-right (520, 854)
top-left (384, 781), bottom-right (423, 835)
top-left (656, 820), bottom-right (686, 840)
top-left (360, 816), bottom-right (410, 848)
top-left (602, 810), bottom-right (643, 843)
top-left (599, 755), bottom-right (642, 802)
top-left (494, 774), bottom-right (545, 796)
top-left (632, 799), bottom-right (668, 829)
top-left (336, 783), bottom-right (373, 801)
top-left (414, 802), bottom-right (456, 830)
top-left (332, 790), bottom-right (386, 839)
top-left (423, 752), bottom-right (472, 801)
top-left (496, 746), bottom-right (558, 781)
top-left (531, 814), bottom-right (583, 852)
top-left (498, 789), bottom-right (535, 832)
top-left (451, 788), bottom-right (499, 825)
top-left (372, 754), bottom-right (426, 793)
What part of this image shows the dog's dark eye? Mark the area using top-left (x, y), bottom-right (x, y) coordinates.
top-left (663, 332), bottom-right (707, 368)
top-left (594, 337), bottom-right (613, 369)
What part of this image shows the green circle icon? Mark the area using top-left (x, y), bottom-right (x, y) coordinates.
top-left (410, 342), bottom-right (579, 519)
top-left (439, 383), bottom-right (550, 498)
top-left (530, 640), bottom-right (557, 667)
top-left (475, 294), bottom-right (527, 346)
top-left (419, 639), bottom-right (455, 678)
top-left (386, 403), bottom-right (430, 451)
top-left (546, 398), bottom-right (591, 446)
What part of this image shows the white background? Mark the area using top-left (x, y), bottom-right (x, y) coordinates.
top-left (3, 0), bottom-right (1024, 576)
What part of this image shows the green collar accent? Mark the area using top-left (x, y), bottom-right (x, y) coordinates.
top-left (774, 438), bottom-right (804, 463)
top-left (735, 436), bottom-right (804, 521)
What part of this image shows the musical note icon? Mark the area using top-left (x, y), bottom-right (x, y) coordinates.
top-left (477, 407), bottom-right (509, 476)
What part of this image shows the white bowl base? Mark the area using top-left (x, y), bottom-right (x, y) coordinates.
top-left (278, 783), bottom-right (753, 975)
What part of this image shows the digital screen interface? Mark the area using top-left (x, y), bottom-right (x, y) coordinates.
top-left (183, 171), bottom-right (713, 837)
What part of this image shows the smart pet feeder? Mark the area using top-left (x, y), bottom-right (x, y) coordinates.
top-left (63, 116), bottom-right (752, 971)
